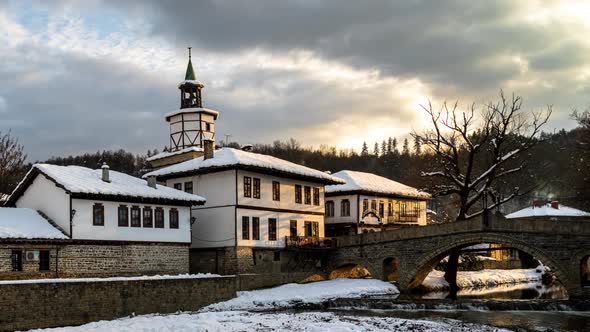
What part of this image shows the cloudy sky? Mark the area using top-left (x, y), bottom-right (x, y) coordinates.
top-left (1, 0), bottom-right (589, 160)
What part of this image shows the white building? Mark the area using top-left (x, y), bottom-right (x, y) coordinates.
top-left (324, 170), bottom-right (431, 236)
top-left (3, 163), bottom-right (206, 278)
top-left (144, 146), bottom-right (345, 274)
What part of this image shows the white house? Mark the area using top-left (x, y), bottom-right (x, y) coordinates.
top-left (324, 170), bottom-right (431, 236)
top-left (144, 146), bottom-right (345, 274)
top-left (4, 163), bottom-right (206, 278)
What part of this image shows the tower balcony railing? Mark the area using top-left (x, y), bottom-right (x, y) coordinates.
top-left (285, 236), bottom-right (337, 250)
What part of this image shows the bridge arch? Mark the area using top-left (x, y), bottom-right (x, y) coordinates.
top-left (401, 233), bottom-right (573, 292)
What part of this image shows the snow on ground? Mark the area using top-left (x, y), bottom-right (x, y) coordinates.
top-left (0, 208), bottom-right (68, 239)
top-left (33, 310), bottom-right (511, 332)
top-left (207, 278), bottom-right (399, 311)
top-left (422, 267), bottom-right (545, 291)
top-left (0, 273), bottom-right (221, 285)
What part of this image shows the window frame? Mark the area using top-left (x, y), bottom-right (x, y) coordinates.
top-left (304, 221), bottom-right (319, 237)
top-left (242, 216), bottom-right (250, 240)
top-left (11, 250), bottom-right (22, 272)
top-left (363, 199), bottom-right (369, 213)
top-left (253, 178), bottom-right (261, 199)
top-left (341, 199), bottom-right (350, 217)
top-left (272, 181), bottom-right (280, 201)
top-left (268, 218), bottom-right (277, 241)
top-left (379, 201), bottom-right (385, 218)
top-left (313, 187), bottom-right (320, 206)
top-left (243, 176), bottom-right (252, 198)
top-left (295, 185), bottom-right (302, 204)
top-left (118, 205), bottom-right (129, 227)
top-left (169, 208), bottom-right (179, 229)
top-left (325, 200), bottom-right (334, 217)
top-left (155, 207), bottom-right (165, 228)
top-left (252, 217), bottom-right (260, 240)
top-left (290, 220), bottom-right (298, 238)
top-left (173, 183), bottom-right (182, 191)
top-left (130, 206), bottom-right (141, 227)
top-left (143, 206), bottom-right (153, 228)
top-left (184, 181), bottom-right (193, 194)
top-left (39, 250), bottom-right (50, 272)
top-left (304, 186), bottom-right (311, 205)
top-left (93, 203), bottom-right (104, 226)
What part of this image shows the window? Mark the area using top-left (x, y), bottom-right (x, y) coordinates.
top-left (206, 122), bottom-right (211, 131)
top-left (11, 250), bottom-right (22, 272)
top-left (131, 206), bottom-right (141, 227)
top-left (93, 203), bottom-right (104, 226)
top-left (169, 209), bottom-right (179, 229)
top-left (143, 207), bottom-right (153, 228)
top-left (388, 201), bottom-right (393, 216)
top-left (379, 202), bottom-right (385, 218)
top-left (295, 185), bottom-right (302, 204)
top-left (304, 186), bottom-right (311, 205)
top-left (268, 218), bottom-right (277, 241)
top-left (371, 200), bottom-right (377, 211)
top-left (325, 201), bottom-right (335, 217)
top-left (244, 176), bottom-right (252, 197)
top-left (155, 208), bottom-right (164, 228)
top-left (39, 250), bottom-right (50, 271)
top-left (253, 178), bottom-right (261, 199)
top-left (363, 199), bottom-right (369, 212)
top-left (174, 183), bottom-right (182, 190)
top-left (305, 221), bottom-right (319, 237)
top-left (252, 217), bottom-right (260, 240)
top-left (290, 220), bottom-right (298, 238)
top-left (272, 181), bottom-right (280, 201)
top-left (242, 216), bottom-right (250, 240)
top-left (341, 200), bottom-right (350, 216)
top-left (184, 181), bottom-right (193, 194)
top-left (118, 205), bottom-right (129, 227)
top-left (313, 187), bottom-right (320, 206)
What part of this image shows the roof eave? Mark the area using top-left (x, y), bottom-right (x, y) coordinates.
top-left (325, 189), bottom-right (431, 200)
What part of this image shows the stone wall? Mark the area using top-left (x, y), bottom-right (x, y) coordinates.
top-left (0, 276), bottom-right (236, 331)
top-left (0, 242), bottom-right (189, 280)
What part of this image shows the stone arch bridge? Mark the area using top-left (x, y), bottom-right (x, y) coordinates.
top-left (327, 214), bottom-right (590, 298)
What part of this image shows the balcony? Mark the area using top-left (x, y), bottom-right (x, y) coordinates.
top-left (285, 236), bottom-right (337, 250)
top-left (385, 212), bottom-right (421, 224)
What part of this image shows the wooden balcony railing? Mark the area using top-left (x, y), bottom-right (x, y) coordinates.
top-left (285, 236), bottom-right (337, 250)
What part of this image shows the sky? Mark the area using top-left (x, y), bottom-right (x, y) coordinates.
top-left (1, 0), bottom-right (589, 161)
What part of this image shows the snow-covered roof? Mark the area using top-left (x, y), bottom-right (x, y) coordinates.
top-left (325, 170), bottom-right (431, 199)
top-left (9, 164), bottom-right (206, 206)
top-left (0, 208), bottom-right (68, 240)
top-left (165, 107), bottom-right (219, 121)
top-left (505, 203), bottom-right (590, 219)
top-left (146, 146), bottom-right (204, 162)
top-left (144, 148), bottom-right (346, 185)
top-left (177, 80), bottom-right (204, 88)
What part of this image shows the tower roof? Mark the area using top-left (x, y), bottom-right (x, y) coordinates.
top-left (185, 47), bottom-right (196, 80)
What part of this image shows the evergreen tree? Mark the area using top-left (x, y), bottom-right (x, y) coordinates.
top-left (387, 137), bottom-right (393, 154)
top-left (413, 136), bottom-right (422, 155)
top-left (361, 141), bottom-right (369, 156)
top-left (381, 140), bottom-right (387, 156)
top-left (402, 138), bottom-right (410, 156)
top-left (392, 138), bottom-right (399, 155)
top-left (373, 142), bottom-right (379, 156)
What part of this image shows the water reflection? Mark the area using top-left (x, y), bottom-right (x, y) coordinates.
top-left (417, 281), bottom-right (568, 300)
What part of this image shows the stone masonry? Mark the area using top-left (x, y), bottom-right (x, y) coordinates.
top-left (328, 213), bottom-right (590, 298)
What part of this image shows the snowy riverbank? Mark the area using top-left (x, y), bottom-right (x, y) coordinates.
top-left (34, 279), bottom-right (512, 332)
top-left (421, 267), bottom-right (545, 291)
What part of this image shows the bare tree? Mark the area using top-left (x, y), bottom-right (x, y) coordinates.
top-left (0, 131), bottom-right (27, 197)
top-left (413, 91), bottom-right (552, 220)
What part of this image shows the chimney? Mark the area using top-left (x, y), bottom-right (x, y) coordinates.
top-left (147, 176), bottom-right (157, 189)
top-left (550, 201), bottom-right (559, 209)
top-left (203, 138), bottom-right (214, 160)
top-left (532, 201), bottom-right (543, 208)
top-left (101, 163), bottom-right (110, 183)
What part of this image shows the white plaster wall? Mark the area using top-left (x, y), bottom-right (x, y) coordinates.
top-left (191, 206), bottom-right (235, 248)
top-left (71, 199), bottom-right (191, 243)
top-left (237, 170), bottom-right (324, 214)
top-left (15, 174), bottom-right (71, 235)
top-left (167, 170), bottom-right (236, 208)
top-left (237, 208), bottom-right (324, 248)
top-left (324, 194), bottom-right (358, 225)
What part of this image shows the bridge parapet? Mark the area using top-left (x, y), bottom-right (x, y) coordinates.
top-left (335, 213), bottom-right (590, 248)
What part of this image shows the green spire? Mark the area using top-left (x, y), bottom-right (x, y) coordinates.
top-left (185, 47), bottom-right (196, 80)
